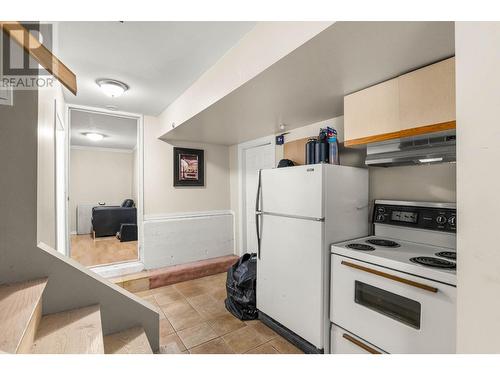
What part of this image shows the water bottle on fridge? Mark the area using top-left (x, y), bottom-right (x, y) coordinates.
top-left (327, 128), bottom-right (339, 165)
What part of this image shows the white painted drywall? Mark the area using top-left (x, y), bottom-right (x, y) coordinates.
top-left (455, 22), bottom-right (500, 353)
top-left (143, 115), bottom-right (231, 215)
top-left (69, 147), bottom-right (134, 233)
top-left (157, 21), bottom-right (333, 137)
top-left (132, 148), bottom-right (138, 203)
top-left (143, 212), bottom-right (234, 269)
top-left (142, 116), bottom-right (233, 267)
top-left (37, 83), bottom-right (65, 249)
top-left (369, 163), bottom-right (456, 203)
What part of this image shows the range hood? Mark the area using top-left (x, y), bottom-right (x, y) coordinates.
top-left (365, 130), bottom-right (456, 167)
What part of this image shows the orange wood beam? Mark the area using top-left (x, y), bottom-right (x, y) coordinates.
top-left (0, 21), bottom-right (77, 95)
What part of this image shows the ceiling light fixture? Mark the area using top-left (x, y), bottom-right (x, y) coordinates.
top-left (96, 79), bottom-right (129, 98)
top-left (83, 132), bottom-right (105, 141)
top-left (418, 157), bottom-right (443, 163)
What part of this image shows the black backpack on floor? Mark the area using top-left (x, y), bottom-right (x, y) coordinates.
top-left (225, 253), bottom-right (258, 320)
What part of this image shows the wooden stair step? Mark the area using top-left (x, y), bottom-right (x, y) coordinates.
top-left (31, 304), bottom-right (104, 354)
top-left (0, 278), bottom-right (48, 353)
top-left (104, 326), bottom-right (153, 354)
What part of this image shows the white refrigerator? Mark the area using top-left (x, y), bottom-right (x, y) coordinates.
top-left (255, 164), bottom-right (368, 353)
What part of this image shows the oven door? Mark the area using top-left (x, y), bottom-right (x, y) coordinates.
top-left (330, 254), bottom-right (456, 353)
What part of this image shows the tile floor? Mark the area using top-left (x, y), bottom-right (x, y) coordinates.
top-left (133, 272), bottom-right (303, 354)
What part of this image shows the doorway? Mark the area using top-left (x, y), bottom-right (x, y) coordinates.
top-left (239, 137), bottom-right (275, 255)
top-left (66, 106), bottom-right (143, 268)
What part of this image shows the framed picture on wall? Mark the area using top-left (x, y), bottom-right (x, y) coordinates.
top-left (173, 147), bottom-right (205, 187)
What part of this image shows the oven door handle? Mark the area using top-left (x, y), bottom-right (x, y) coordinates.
top-left (342, 333), bottom-right (382, 354)
top-left (341, 260), bottom-right (438, 293)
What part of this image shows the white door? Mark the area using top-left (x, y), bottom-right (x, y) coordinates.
top-left (257, 214), bottom-right (324, 348)
top-left (261, 164), bottom-right (324, 219)
top-left (243, 142), bottom-right (274, 254)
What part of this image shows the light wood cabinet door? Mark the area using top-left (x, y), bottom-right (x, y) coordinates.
top-left (344, 78), bottom-right (400, 142)
top-left (398, 57), bottom-right (455, 130)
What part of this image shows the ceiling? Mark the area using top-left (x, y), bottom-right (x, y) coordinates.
top-left (161, 21), bottom-right (455, 145)
top-left (70, 110), bottom-right (138, 149)
top-left (57, 21), bottom-right (256, 115)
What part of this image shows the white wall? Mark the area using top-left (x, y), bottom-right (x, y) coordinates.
top-left (142, 115), bottom-right (234, 269)
top-left (37, 82), bottom-right (65, 249)
top-left (143, 116), bottom-right (231, 215)
top-left (69, 148), bottom-right (134, 233)
top-left (157, 22), bottom-right (333, 137)
top-left (369, 163), bottom-right (456, 203)
top-left (455, 22), bottom-right (500, 353)
top-left (131, 148), bottom-right (138, 203)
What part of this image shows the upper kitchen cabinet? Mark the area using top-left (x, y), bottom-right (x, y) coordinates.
top-left (344, 78), bottom-right (400, 142)
top-left (344, 57), bottom-right (456, 147)
top-left (398, 57), bottom-right (455, 130)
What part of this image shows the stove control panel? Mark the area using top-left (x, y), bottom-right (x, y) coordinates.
top-left (373, 202), bottom-right (456, 232)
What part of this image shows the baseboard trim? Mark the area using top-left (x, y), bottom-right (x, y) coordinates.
top-left (259, 311), bottom-right (323, 354)
top-left (144, 210), bottom-right (233, 221)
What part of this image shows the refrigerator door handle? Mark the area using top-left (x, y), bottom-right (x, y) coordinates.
top-left (256, 212), bottom-right (261, 259)
top-left (255, 169), bottom-right (262, 213)
top-left (256, 169), bottom-right (262, 259)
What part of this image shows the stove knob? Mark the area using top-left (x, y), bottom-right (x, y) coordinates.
top-left (377, 207), bottom-right (386, 214)
top-left (436, 215), bottom-right (447, 225)
top-left (448, 216), bottom-right (456, 226)
top-left (376, 214), bottom-right (385, 222)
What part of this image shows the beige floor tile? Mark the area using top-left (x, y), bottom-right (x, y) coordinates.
top-left (268, 337), bottom-right (303, 354)
top-left (207, 313), bottom-right (246, 336)
top-left (187, 293), bottom-right (228, 320)
top-left (174, 281), bottom-right (208, 298)
top-left (245, 320), bottom-right (278, 341)
top-left (209, 288), bottom-right (227, 301)
top-left (245, 342), bottom-right (280, 354)
top-left (189, 338), bottom-right (234, 354)
top-left (158, 333), bottom-right (187, 354)
top-left (153, 287), bottom-right (185, 306)
top-left (162, 301), bottom-right (206, 331)
top-left (177, 322), bottom-right (218, 349)
top-left (160, 299), bottom-right (192, 317)
top-left (222, 326), bottom-right (268, 354)
top-left (160, 318), bottom-right (175, 340)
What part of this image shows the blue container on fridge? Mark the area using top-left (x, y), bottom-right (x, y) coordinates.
top-left (328, 131), bottom-right (339, 165)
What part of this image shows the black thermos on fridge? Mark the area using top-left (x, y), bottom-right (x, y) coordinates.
top-left (305, 138), bottom-right (317, 165)
top-left (315, 141), bottom-right (329, 164)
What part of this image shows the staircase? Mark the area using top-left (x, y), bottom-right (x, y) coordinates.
top-left (0, 278), bottom-right (153, 354)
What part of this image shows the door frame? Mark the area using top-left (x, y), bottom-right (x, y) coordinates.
top-left (237, 135), bottom-right (275, 256)
top-left (54, 100), bottom-right (68, 255)
top-left (65, 103), bottom-right (145, 272)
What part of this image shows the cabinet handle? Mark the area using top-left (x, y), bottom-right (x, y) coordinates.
top-left (342, 333), bottom-right (381, 354)
top-left (341, 260), bottom-right (438, 293)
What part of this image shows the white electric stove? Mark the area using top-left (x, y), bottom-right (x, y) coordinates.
top-left (330, 200), bottom-right (457, 354)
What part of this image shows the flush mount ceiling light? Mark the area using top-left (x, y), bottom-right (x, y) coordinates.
top-left (82, 132), bottom-right (105, 141)
top-left (418, 157), bottom-right (443, 163)
top-left (96, 79), bottom-right (129, 98)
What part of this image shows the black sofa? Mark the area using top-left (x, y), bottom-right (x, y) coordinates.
top-left (92, 199), bottom-right (137, 238)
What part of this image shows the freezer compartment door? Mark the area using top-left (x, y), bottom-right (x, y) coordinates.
top-left (257, 214), bottom-right (324, 348)
top-left (260, 164), bottom-right (323, 219)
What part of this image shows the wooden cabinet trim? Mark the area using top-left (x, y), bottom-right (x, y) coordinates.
top-left (344, 120), bottom-right (456, 147)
